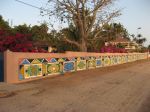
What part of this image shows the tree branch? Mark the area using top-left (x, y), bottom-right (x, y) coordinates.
top-left (92, 10), bottom-right (121, 40)
top-left (62, 36), bottom-right (80, 48)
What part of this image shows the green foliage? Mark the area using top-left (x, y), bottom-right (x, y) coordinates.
top-left (31, 23), bottom-right (50, 41)
top-left (13, 24), bottom-right (31, 34)
top-left (0, 15), bottom-right (12, 34)
top-left (0, 15), bottom-right (133, 52)
top-left (117, 43), bottom-right (125, 48)
top-left (54, 25), bottom-right (80, 52)
top-left (133, 47), bottom-right (148, 53)
top-left (132, 34), bottom-right (146, 45)
top-left (106, 23), bottom-right (130, 40)
top-left (88, 23), bottom-right (130, 52)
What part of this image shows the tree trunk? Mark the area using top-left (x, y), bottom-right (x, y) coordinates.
top-left (80, 37), bottom-right (87, 52)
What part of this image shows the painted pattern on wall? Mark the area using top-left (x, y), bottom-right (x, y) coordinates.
top-left (18, 54), bottom-right (147, 80)
top-left (63, 61), bottom-right (75, 72)
top-left (47, 62), bottom-right (62, 75)
top-left (104, 56), bottom-right (111, 66)
top-left (96, 58), bottom-right (102, 68)
top-left (88, 57), bottom-right (96, 69)
top-left (77, 60), bottom-right (87, 71)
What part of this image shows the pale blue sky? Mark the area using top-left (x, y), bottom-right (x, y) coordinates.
top-left (0, 0), bottom-right (150, 46)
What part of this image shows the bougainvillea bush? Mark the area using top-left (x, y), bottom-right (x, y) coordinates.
top-left (100, 45), bottom-right (127, 53)
top-left (0, 30), bottom-right (33, 52)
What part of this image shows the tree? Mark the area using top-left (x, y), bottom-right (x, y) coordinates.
top-left (137, 38), bottom-right (146, 45)
top-left (87, 23), bottom-right (129, 52)
top-left (57, 24), bottom-right (80, 51)
top-left (98, 23), bottom-right (130, 40)
top-left (0, 15), bottom-right (12, 35)
top-left (42, 0), bottom-right (121, 51)
top-left (12, 23), bottom-right (52, 42)
top-left (112, 23), bottom-right (130, 39)
top-left (13, 24), bottom-right (31, 34)
top-left (31, 23), bottom-right (50, 41)
top-left (12, 24), bottom-right (33, 41)
top-left (132, 34), bottom-right (146, 45)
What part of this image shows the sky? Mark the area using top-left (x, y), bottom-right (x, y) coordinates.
top-left (0, 0), bottom-right (150, 46)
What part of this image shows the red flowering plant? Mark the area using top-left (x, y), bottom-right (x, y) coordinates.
top-left (100, 44), bottom-right (127, 53)
top-left (0, 30), bottom-right (33, 52)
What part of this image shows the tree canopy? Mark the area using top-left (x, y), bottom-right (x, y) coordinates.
top-left (1, 12), bottom-right (144, 53)
top-left (41, 0), bottom-right (121, 51)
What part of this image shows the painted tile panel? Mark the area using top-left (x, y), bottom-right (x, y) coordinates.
top-left (24, 64), bottom-right (31, 79)
top-left (23, 64), bottom-right (42, 79)
top-left (88, 59), bottom-right (96, 69)
top-left (96, 59), bottom-right (102, 68)
top-left (20, 59), bottom-right (30, 64)
top-left (47, 62), bottom-right (62, 75)
top-left (77, 60), bottom-right (86, 71)
top-left (104, 57), bottom-right (111, 66)
top-left (30, 64), bottom-right (42, 77)
top-left (63, 61), bottom-right (75, 72)
top-left (18, 54), bottom-right (146, 81)
top-left (31, 59), bottom-right (41, 64)
top-left (19, 65), bottom-right (25, 80)
top-left (110, 56), bottom-right (115, 65)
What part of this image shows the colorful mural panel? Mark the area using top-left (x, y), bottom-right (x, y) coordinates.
top-left (42, 63), bottom-right (47, 76)
top-left (18, 53), bottom-right (147, 81)
top-left (47, 62), bottom-right (62, 75)
top-left (104, 57), bottom-right (111, 66)
top-left (23, 64), bottom-right (42, 79)
top-left (19, 65), bottom-right (25, 80)
top-left (77, 60), bottom-right (86, 71)
top-left (30, 64), bottom-right (42, 77)
top-left (96, 59), bottom-right (102, 67)
top-left (128, 55), bottom-right (132, 62)
top-left (110, 56), bottom-right (115, 65)
top-left (117, 56), bottom-right (122, 64)
top-left (121, 56), bottom-right (124, 63)
top-left (31, 59), bottom-right (41, 64)
top-left (125, 55), bottom-right (128, 63)
top-left (88, 59), bottom-right (96, 69)
top-left (49, 58), bottom-right (58, 63)
top-left (63, 61), bottom-right (75, 72)
top-left (58, 58), bottom-right (65, 62)
top-left (20, 59), bottom-right (30, 64)
top-left (101, 56), bottom-right (105, 66)
top-left (114, 56), bottom-right (118, 64)
top-left (24, 64), bottom-right (31, 79)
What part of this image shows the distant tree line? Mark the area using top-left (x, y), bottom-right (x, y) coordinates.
top-left (0, 15), bottom-right (148, 52)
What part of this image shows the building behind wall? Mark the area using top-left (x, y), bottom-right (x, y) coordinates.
top-left (105, 37), bottom-right (141, 52)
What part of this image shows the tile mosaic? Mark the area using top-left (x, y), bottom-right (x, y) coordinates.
top-left (49, 58), bottom-right (57, 63)
top-left (47, 62), bottom-right (61, 74)
top-left (31, 59), bottom-right (41, 64)
top-left (19, 65), bottom-right (25, 80)
top-left (18, 53), bottom-right (145, 81)
top-left (63, 61), bottom-right (75, 72)
top-left (77, 60), bottom-right (86, 71)
top-left (88, 59), bottom-right (96, 69)
top-left (96, 59), bottom-right (102, 67)
top-left (21, 59), bottom-right (30, 64)
top-left (104, 57), bottom-right (111, 66)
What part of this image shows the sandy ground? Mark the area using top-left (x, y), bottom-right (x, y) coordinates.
top-left (0, 60), bottom-right (150, 112)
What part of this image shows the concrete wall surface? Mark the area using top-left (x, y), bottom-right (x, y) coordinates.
top-left (4, 50), bottom-right (148, 83)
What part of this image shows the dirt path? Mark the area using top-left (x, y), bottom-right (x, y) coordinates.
top-left (0, 60), bottom-right (150, 112)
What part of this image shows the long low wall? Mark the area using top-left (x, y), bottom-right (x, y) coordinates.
top-left (4, 50), bottom-right (148, 83)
